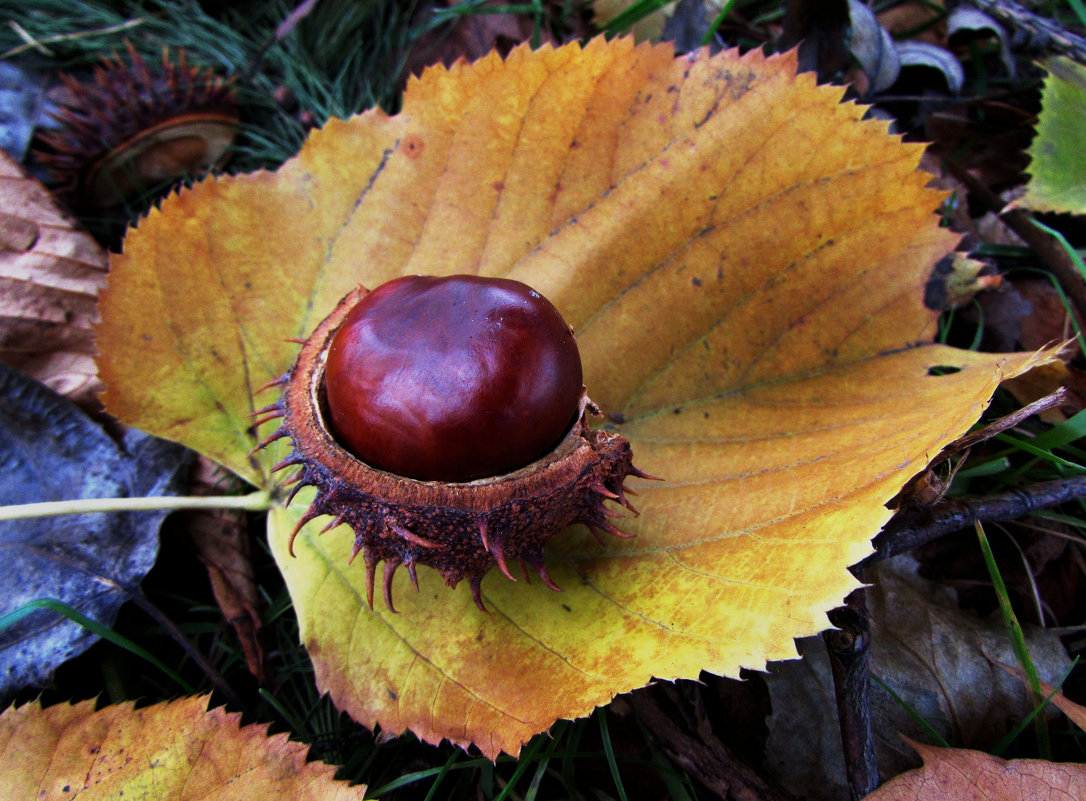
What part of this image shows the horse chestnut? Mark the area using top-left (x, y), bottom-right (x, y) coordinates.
top-left (324, 275), bottom-right (582, 482)
top-left (254, 275), bottom-right (651, 612)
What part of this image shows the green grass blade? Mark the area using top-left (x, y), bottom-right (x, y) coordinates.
top-left (1026, 407), bottom-right (1086, 452)
top-left (524, 723), bottom-right (564, 801)
top-left (0, 598), bottom-right (196, 693)
top-left (968, 298), bottom-right (986, 351)
top-left (258, 687), bottom-right (312, 741)
top-left (953, 457), bottom-right (1012, 481)
top-left (974, 521), bottom-right (1050, 758)
top-left (1033, 219), bottom-right (1086, 288)
top-left (871, 674), bottom-right (951, 748)
top-left (994, 433), bottom-right (1086, 474)
top-left (422, 749), bottom-right (461, 801)
top-left (560, 710), bottom-right (585, 796)
top-left (0, 490), bottom-right (271, 522)
top-left (493, 733), bottom-right (545, 801)
top-left (598, 707), bottom-right (629, 801)
top-left (701, 0), bottom-right (739, 46)
top-left (366, 757), bottom-right (497, 797)
top-left (602, 0), bottom-right (674, 35)
top-left (640, 730), bottom-right (697, 801)
top-left (1069, 0), bottom-right (1086, 28)
top-left (992, 657), bottom-right (1078, 756)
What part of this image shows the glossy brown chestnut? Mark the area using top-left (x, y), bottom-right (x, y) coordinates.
top-left (324, 275), bottom-right (582, 482)
top-left (254, 277), bottom-right (653, 612)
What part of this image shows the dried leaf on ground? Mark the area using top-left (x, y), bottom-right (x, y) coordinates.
top-left (781, 0), bottom-right (851, 80)
top-left (764, 556), bottom-right (1070, 800)
top-left (0, 364), bottom-right (189, 698)
top-left (946, 8), bottom-right (1014, 77)
top-left (764, 637), bottom-right (850, 801)
top-left (189, 456), bottom-right (266, 683)
top-left (978, 277), bottom-right (1085, 418)
top-left (896, 41), bottom-right (964, 93)
top-left (406, 0), bottom-right (571, 78)
top-left (1042, 678), bottom-right (1086, 733)
top-left (850, 0), bottom-right (900, 93)
top-left (0, 61), bottom-right (47, 161)
top-left (0, 151), bottom-right (107, 407)
top-left (867, 556), bottom-right (1069, 775)
top-left (923, 253), bottom-right (1001, 311)
top-left (925, 102), bottom-right (1035, 189)
top-left (1018, 57), bottom-right (1086, 215)
top-left (877, 1), bottom-right (945, 45)
top-left (1005, 667), bottom-right (1086, 734)
top-left (661, 0), bottom-right (728, 53)
top-left (863, 739), bottom-right (1086, 800)
top-left (0, 695), bottom-right (366, 800)
top-left (97, 39), bottom-right (1056, 757)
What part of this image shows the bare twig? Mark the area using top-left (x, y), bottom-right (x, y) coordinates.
top-left (242, 0), bottom-right (322, 84)
top-left (128, 589), bottom-right (249, 712)
top-left (935, 388), bottom-right (1067, 468)
top-left (824, 592), bottom-right (879, 800)
top-left (275, 0), bottom-right (322, 41)
top-left (626, 685), bottom-right (796, 801)
top-left (967, 0), bottom-right (1086, 63)
top-left (855, 475), bottom-right (1086, 572)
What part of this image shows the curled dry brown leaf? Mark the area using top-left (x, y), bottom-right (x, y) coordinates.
top-left (0, 151), bottom-right (106, 407)
top-left (863, 738), bottom-right (1086, 800)
top-left (189, 455), bottom-right (267, 683)
top-left (763, 557), bottom-right (1071, 801)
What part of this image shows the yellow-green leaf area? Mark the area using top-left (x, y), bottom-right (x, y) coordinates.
top-left (272, 344), bottom-right (1047, 759)
top-left (97, 39), bottom-right (1057, 759)
top-left (1020, 56), bottom-right (1086, 215)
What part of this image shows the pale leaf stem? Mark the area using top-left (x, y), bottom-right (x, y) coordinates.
top-left (0, 491), bottom-right (272, 522)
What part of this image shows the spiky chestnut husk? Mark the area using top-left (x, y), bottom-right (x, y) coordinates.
top-left (34, 42), bottom-right (238, 208)
top-left (254, 284), bottom-right (650, 612)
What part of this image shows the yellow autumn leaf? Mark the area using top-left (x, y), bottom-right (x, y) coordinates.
top-left (0, 695), bottom-right (365, 799)
top-left (96, 39), bottom-right (1055, 758)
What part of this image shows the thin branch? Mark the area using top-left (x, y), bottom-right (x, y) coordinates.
top-left (936, 388), bottom-right (1067, 467)
top-left (825, 592), bottom-right (879, 800)
top-left (626, 685), bottom-right (796, 801)
top-left (128, 589), bottom-right (249, 712)
top-left (967, 0), bottom-right (1086, 63)
top-left (855, 475), bottom-right (1086, 572)
top-left (0, 491), bottom-right (271, 522)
